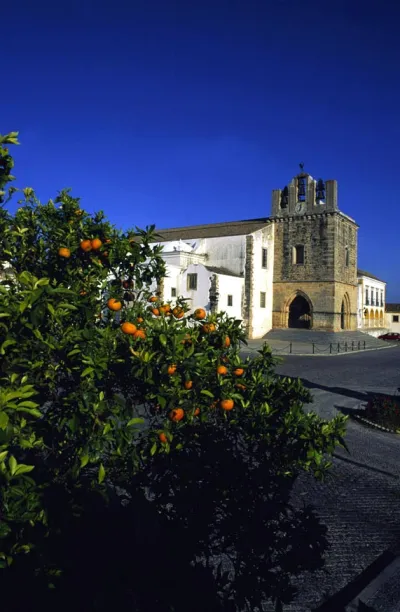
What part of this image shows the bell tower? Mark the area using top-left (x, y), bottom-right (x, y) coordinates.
top-left (270, 167), bottom-right (359, 331)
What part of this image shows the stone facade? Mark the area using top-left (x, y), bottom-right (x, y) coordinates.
top-left (271, 173), bottom-right (358, 332)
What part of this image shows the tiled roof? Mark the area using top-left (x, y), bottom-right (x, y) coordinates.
top-left (147, 218), bottom-right (271, 242)
top-left (357, 268), bottom-right (386, 283)
top-left (385, 303), bottom-right (400, 313)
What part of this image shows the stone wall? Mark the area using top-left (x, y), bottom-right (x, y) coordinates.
top-left (272, 211), bottom-right (358, 331)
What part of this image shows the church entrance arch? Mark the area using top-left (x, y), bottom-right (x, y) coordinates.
top-left (340, 292), bottom-right (351, 330)
top-left (287, 294), bottom-right (312, 329)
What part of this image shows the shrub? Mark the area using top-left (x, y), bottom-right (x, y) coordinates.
top-left (0, 132), bottom-right (348, 609)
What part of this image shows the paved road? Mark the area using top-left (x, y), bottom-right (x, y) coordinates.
top-left (267, 347), bottom-right (400, 611)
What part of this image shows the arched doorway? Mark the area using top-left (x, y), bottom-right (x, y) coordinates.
top-left (340, 292), bottom-right (351, 330)
top-left (288, 295), bottom-right (312, 329)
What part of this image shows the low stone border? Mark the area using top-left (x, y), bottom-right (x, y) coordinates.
top-left (350, 411), bottom-right (400, 435)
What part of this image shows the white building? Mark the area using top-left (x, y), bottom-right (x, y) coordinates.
top-left (385, 304), bottom-right (400, 333)
top-left (146, 170), bottom-right (390, 339)
top-left (356, 269), bottom-right (386, 336)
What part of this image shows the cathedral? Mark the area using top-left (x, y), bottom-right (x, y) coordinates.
top-left (150, 170), bottom-right (386, 339)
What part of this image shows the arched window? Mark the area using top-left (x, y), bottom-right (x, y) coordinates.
top-left (292, 245), bottom-right (305, 265)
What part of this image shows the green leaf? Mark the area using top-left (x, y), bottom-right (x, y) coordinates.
top-left (47, 303), bottom-right (56, 316)
top-left (35, 278), bottom-right (50, 287)
top-left (127, 417), bottom-right (144, 426)
top-left (9, 455), bottom-right (17, 476)
top-left (0, 339), bottom-right (16, 355)
top-left (0, 313), bottom-right (11, 318)
top-left (15, 407), bottom-right (41, 418)
top-left (13, 464), bottom-right (35, 476)
top-left (98, 463), bottom-right (105, 484)
top-left (201, 389), bottom-right (214, 398)
top-left (82, 367), bottom-right (94, 377)
top-left (80, 454), bottom-right (89, 468)
top-left (150, 442), bottom-right (157, 456)
top-left (17, 401), bottom-right (39, 409)
top-left (0, 413), bottom-right (9, 430)
top-left (0, 451), bottom-right (8, 462)
top-left (159, 334), bottom-right (167, 347)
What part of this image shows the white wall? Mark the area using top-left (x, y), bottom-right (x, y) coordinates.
top-left (385, 312), bottom-right (400, 333)
top-left (181, 263), bottom-right (213, 314)
top-left (197, 236), bottom-right (246, 277)
top-left (216, 273), bottom-right (243, 320)
top-left (249, 226), bottom-right (274, 338)
top-left (162, 264), bottom-right (181, 301)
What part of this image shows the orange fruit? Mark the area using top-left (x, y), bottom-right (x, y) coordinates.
top-left (58, 247), bottom-right (71, 258)
top-left (217, 365), bottom-right (228, 376)
top-left (80, 239), bottom-right (92, 252)
top-left (134, 329), bottom-right (146, 339)
top-left (184, 380), bottom-right (193, 390)
top-left (235, 383), bottom-right (246, 391)
top-left (220, 399), bottom-right (234, 411)
top-left (75, 209), bottom-right (83, 216)
top-left (148, 296), bottom-right (158, 303)
top-left (121, 322), bottom-right (137, 335)
top-left (234, 368), bottom-right (244, 376)
top-left (169, 408), bottom-right (184, 422)
top-left (137, 317), bottom-right (144, 324)
top-left (79, 290), bottom-right (87, 296)
top-left (202, 323), bottom-right (216, 333)
top-left (151, 308), bottom-right (160, 316)
top-left (160, 304), bottom-right (170, 314)
top-left (194, 308), bottom-right (206, 320)
top-left (167, 364), bottom-right (177, 375)
top-left (224, 337), bottom-right (231, 348)
top-left (159, 432), bottom-right (167, 444)
top-left (91, 238), bottom-right (102, 250)
top-left (193, 408), bottom-right (200, 416)
top-left (107, 298), bottom-right (122, 311)
top-left (172, 306), bottom-right (184, 319)
top-left (105, 238), bottom-right (112, 244)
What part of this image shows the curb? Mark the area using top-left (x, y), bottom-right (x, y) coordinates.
top-left (349, 410), bottom-right (400, 435)
top-left (313, 549), bottom-right (399, 611)
top-left (345, 553), bottom-right (400, 611)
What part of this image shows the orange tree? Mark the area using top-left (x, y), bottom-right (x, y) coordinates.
top-left (0, 132), bottom-right (348, 609)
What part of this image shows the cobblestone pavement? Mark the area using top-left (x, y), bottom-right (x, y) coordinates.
top-left (262, 347), bottom-right (400, 611)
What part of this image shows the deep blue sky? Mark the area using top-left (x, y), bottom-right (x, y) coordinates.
top-left (3, 0), bottom-right (400, 298)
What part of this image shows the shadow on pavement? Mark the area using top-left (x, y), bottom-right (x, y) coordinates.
top-left (2, 425), bottom-right (331, 612)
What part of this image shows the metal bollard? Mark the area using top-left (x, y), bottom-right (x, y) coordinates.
top-left (345, 342), bottom-right (348, 352)
top-left (289, 342), bottom-right (292, 354)
top-left (351, 341), bottom-right (354, 351)
top-left (363, 341), bottom-right (366, 349)
top-left (358, 341), bottom-right (360, 350)
top-left (312, 342), bottom-right (315, 354)
top-left (330, 343), bottom-right (332, 354)
top-left (337, 342), bottom-right (340, 353)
